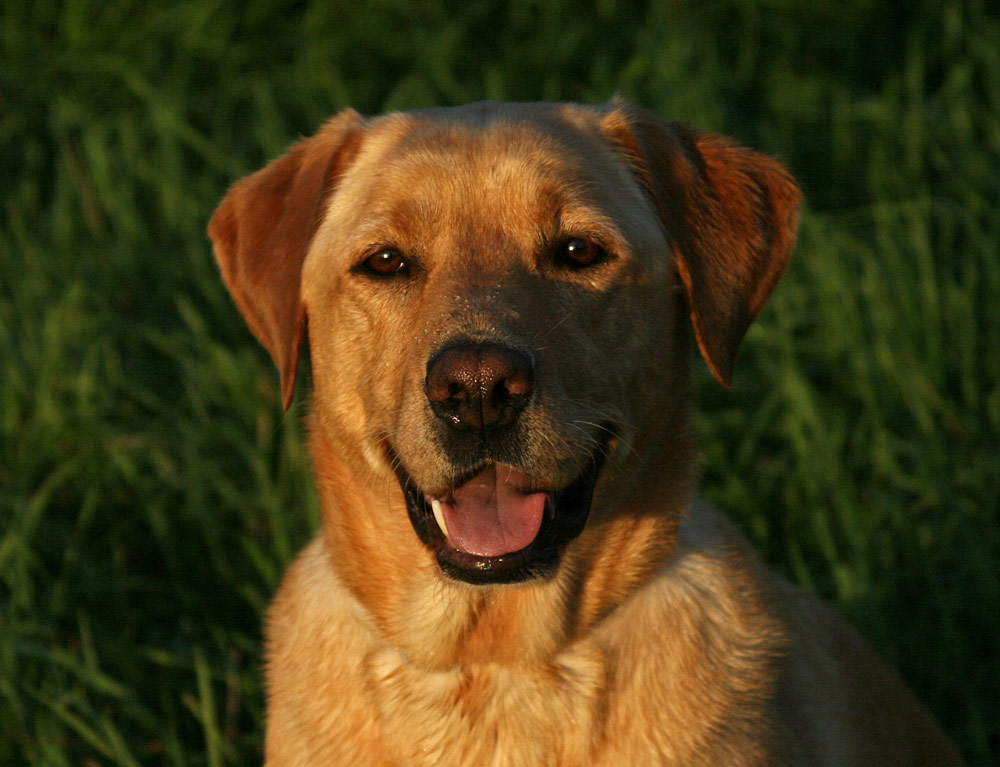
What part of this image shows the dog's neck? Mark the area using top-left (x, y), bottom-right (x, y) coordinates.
top-left (307, 402), bottom-right (695, 670)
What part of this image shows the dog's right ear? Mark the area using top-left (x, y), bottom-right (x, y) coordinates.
top-left (208, 109), bottom-right (365, 410)
top-left (600, 101), bottom-right (801, 387)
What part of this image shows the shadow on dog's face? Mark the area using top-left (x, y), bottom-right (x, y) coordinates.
top-left (302, 106), bottom-right (682, 586)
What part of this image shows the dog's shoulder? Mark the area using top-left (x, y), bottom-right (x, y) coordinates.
top-left (665, 502), bottom-right (962, 766)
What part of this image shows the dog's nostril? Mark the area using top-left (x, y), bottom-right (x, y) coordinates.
top-left (425, 342), bottom-right (534, 431)
top-left (499, 370), bottom-right (532, 399)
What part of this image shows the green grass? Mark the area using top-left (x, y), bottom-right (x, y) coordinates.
top-left (1, 0), bottom-right (997, 764)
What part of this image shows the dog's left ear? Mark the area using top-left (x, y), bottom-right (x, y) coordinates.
top-left (208, 109), bottom-right (365, 409)
top-left (602, 102), bottom-right (801, 386)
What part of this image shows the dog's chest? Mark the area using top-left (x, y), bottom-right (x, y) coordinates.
top-left (364, 644), bottom-right (607, 767)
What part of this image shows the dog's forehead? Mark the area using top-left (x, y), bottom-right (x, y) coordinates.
top-left (318, 104), bottom-right (664, 263)
top-left (345, 109), bottom-right (621, 208)
top-left (375, 100), bottom-right (613, 165)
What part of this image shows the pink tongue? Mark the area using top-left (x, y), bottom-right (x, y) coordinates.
top-left (435, 465), bottom-right (546, 557)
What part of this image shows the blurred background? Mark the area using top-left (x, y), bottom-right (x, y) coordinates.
top-left (1, 0), bottom-right (998, 764)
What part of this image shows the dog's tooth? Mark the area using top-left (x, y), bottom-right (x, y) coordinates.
top-left (430, 499), bottom-right (449, 537)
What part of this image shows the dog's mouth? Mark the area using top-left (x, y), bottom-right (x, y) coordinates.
top-left (388, 446), bottom-right (607, 585)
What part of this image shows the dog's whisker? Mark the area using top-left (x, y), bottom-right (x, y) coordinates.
top-left (535, 307), bottom-right (575, 340)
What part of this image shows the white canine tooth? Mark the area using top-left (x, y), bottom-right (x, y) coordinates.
top-left (430, 499), bottom-right (449, 537)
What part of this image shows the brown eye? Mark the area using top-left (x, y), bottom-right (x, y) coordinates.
top-left (363, 248), bottom-right (407, 276)
top-left (558, 238), bottom-right (606, 269)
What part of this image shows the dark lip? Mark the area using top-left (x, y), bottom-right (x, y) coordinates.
top-left (387, 441), bottom-right (609, 586)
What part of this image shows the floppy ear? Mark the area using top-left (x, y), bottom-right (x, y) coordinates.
top-left (602, 103), bottom-right (801, 386)
top-left (208, 109), bottom-right (365, 409)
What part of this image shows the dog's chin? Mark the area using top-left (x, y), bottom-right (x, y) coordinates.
top-left (387, 445), bottom-right (607, 586)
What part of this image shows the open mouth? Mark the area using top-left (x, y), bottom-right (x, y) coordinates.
top-left (389, 447), bottom-right (607, 585)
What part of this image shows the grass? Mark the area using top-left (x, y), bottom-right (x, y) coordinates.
top-left (1, 0), bottom-right (997, 764)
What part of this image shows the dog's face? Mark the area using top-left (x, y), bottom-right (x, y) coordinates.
top-left (210, 101), bottom-right (799, 595)
top-left (302, 106), bottom-right (684, 585)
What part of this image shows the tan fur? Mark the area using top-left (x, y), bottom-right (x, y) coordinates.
top-left (209, 100), bottom-right (964, 766)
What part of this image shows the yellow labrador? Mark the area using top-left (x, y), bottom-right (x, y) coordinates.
top-left (209, 100), bottom-right (964, 766)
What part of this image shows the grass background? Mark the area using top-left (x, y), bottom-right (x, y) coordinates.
top-left (1, 0), bottom-right (998, 764)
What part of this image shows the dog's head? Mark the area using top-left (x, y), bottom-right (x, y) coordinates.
top-left (209, 101), bottom-right (799, 594)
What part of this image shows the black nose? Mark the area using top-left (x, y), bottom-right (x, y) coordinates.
top-left (425, 342), bottom-right (535, 431)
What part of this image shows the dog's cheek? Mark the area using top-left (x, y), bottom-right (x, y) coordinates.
top-left (306, 283), bottom-right (419, 454)
top-left (544, 281), bottom-right (678, 436)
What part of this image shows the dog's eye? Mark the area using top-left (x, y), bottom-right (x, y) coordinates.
top-left (363, 248), bottom-right (408, 276)
top-left (556, 238), bottom-right (607, 269)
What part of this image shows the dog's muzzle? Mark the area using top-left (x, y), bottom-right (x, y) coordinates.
top-left (387, 341), bottom-right (608, 585)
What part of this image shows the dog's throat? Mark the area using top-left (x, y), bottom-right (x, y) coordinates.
top-left (427, 465), bottom-right (547, 557)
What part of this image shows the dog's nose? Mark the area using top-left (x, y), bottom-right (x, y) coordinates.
top-left (425, 342), bottom-right (534, 431)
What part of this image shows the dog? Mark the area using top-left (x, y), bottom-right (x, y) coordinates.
top-left (208, 100), bottom-right (964, 766)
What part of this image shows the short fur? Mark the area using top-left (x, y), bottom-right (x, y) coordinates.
top-left (209, 100), bottom-right (963, 766)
